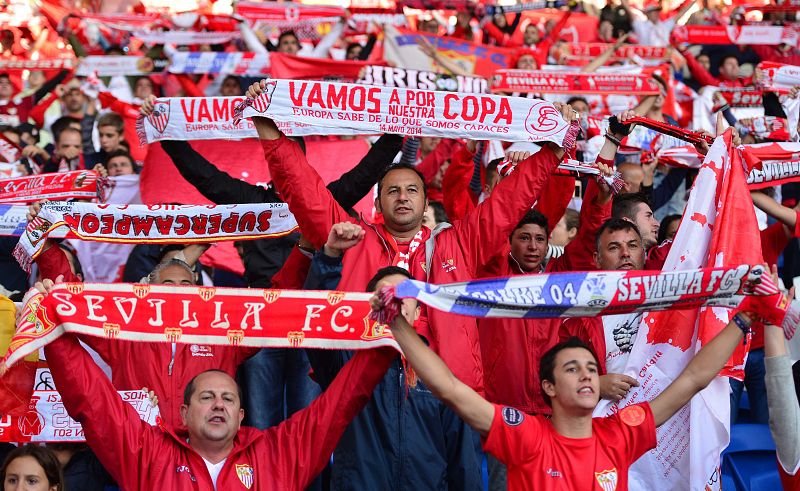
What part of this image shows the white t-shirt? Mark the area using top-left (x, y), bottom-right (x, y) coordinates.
top-left (632, 17), bottom-right (677, 47)
top-left (602, 312), bottom-right (643, 375)
top-left (203, 458), bottom-right (227, 490)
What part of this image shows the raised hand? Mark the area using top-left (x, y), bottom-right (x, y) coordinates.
top-left (324, 222), bottom-right (366, 257)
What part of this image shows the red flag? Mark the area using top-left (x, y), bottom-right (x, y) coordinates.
top-left (269, 52), bottom-right (377, 81)
top-left (140, 138), bottom-right (375, 274)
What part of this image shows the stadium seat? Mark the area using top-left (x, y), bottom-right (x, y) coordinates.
top-left (721, 424), bottom-right (780, 491)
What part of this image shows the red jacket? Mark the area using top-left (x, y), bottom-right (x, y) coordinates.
top-left (262, 136), bottom-right (561, 393)
top-left (682, 50), bottom-right (753, 88)
top-left (36, 245), bottom-right (258, 429)
top-left (477, 180), bottom-right (611, 413)
top-left (46, 332), bottom-right (394, 491)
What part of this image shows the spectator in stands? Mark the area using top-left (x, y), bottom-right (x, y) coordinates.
top-left (43, 125), bottom-right (82, 173)
top-left (1, 444), bottom-right (64, 491)
top-left (304, 223), bottom-right (482, 490)
top-left (85, 112), bottom-right (125, 168)
top-left (550, 208), bottom-right (579, 247)
top-left (620, 0), bottom-right (694, 47)
top-left (372, 263), bottom-right (782, 490)
top-left (34, 274), bottom-right (396, 491)
top-left (105, 150), bottom-right (137, 177)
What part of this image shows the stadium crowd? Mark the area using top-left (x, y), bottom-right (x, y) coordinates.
top-left (0, 0), bottom-right (800, 490)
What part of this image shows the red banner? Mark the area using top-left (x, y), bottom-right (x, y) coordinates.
top-left (3, 283), bottom-right (399, 370)
top-left (491, 69), bottom-right (661, 95)
top-left (269, 52), bottom-right (374, 81)
top-left (565, 43), bottom-right (669, 60)
top-left (672, 24), bottom-right (799, 46)
top-left (0, 171), bottom-right (102, 204)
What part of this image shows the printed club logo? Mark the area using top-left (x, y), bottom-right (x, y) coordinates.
top-left (19, 396), bottom-right (44, 437)
top-left (595, 469), bottom-right (618, 491)
top-left (327, 291), bottom-right (345, 306)
top-left (133, 284), bottom-right (150, 299)
top-left (501, 406), bottom-right (524, 426)
top-left (147, 100), bottom-right (170, 134)
top-left (252, 80), bottom-right (278, 113)
top-left (198, 286), bottom-right (216, 302)
top-left (236, 464), bottom-right (254, 489)
top-left (227, 329), bottom-right (245, 346)
top-left (26, 216), bottom-right (53, 247)
top-left (287, 331), bottom-right (305, 348)
top-left (263, 290), bottom-right (281, 304)
top-left (524, 101), bottom-right (567, 138)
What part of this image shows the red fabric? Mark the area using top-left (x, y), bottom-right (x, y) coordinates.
top-left (269, 52), bottom-right (375, 81)
top-left (98, 91), bottom-right (147, 162)
top-left (174, 74), bottom-right (205, 98)
top-left (482, 402), bottom-right (656, 489)
top-left (0, 94), bottom-right (34, 126)
top-left (536, 175), bottom-right (576, 237)
top-left (416, 138), bottom-right (460, 203)
top-left (441, 144), bottom-right (477, 221)
top-left (261, 135), bottom-right (561, 393)
top-left (28, 91), bottom-right (59, 129)
top-left (271, 247), bottom-right (313, 290)
top-left (478, 180), bottom-right (609, 413)
top-left (559, 317), bottom-right (607, 372)
top-left (45, 331), bottom-right (394, 490)
top-left (35, 244), bottom-right (258, 429)
top-left (751, 45), bottom-right (800, 67)
top-left (645, 239), bottom-right (673, 270)
top-left (780, 460), bottom-right (800, 491)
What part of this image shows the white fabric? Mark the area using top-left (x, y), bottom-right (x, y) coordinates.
top-left (632, 17), bottom-right (677, 47)
top-left (203, 457), bottom-right (226, 490)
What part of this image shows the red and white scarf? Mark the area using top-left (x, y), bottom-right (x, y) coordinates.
top-left (2, 283), bottom-right (400, 371)
top-left (565, 43), bottom-right (669, 61)
top-left (0, 59), bottom-right (74, 71)
top-left (491, 70), bottom-right (660, 96)
top-left (0, 133), bottom-right (21, 163)
top-left (358, 65), bottom-right (488, 94)
top-left (13, 201), bottom-right (298, 272)
top-left (672, 25), bottom-right (800, 47)
top-left (132, 30), bottom-right (240, 45)
top-left (0, 171), bottom-right (103, 204)
top-left (138, 83), bottom-right (579, 147)
top-left (233, 80), bottom-right (579, 146)
top-left (758, 61), bottom-right (800, 94)
top-left (75, 56), bottom-right (158, 77)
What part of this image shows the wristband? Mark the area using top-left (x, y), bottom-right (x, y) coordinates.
top-left (732, 312), bottom-right (752, 344)
top-left (604, 133), bottom-right (621, 147)
top-left (608, 115), bottom-right (632, 136)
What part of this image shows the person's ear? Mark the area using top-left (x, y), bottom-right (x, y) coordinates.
top-left (238, 408), bottom-right (245, 425)
top-left (180, 404), bottom-right (189, 425)
top-left (374, 196), bottom-right (382, 214)
top-left (542, 379), bottom-right (556, 400)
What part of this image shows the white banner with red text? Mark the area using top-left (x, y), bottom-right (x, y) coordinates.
top-left (0, 389), bottom-right (159, 442)
top-left (12, 201), bottom-right (299, 272)
top-left (75, 56), bottom-right (160, 77)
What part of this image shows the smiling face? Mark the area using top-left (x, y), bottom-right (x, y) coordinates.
top-left (181, 371), bottom-right (244, 447)
top-left (542, 347), bottom-right (600, 412)
top-left (510, 223), bottom-right (548, 273)
top-left (594, 227), bottom-right (645, 271)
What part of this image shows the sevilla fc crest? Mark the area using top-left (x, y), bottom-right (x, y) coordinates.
top-left (198, 286), bottom-right (216, 302)
top-left (147, 100), bottom-right (170, 134)
top-left (595, 469), bottom-right (618, 491)
top-left (263, 289), bottom-right (280, 304)
top-left (235, 464), bottom-right (254, 489)
top-left (252, 80), bottom-right (278, 113)
top-left (327, 291), bottom-right (344, 306)
top-left (524, 101), bottom-right (566, 138)
top-left (133, 284), bottom-right (151, 299)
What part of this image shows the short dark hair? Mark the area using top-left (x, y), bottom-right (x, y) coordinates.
top-left (539, 336), bottom-right (600, 407)
top-left (657, 214), bottom-right (682, 244)
top-left (486, 157), bottom-right (503, 183)
top-left (612, 192), bottom-right (651, 221)
top-left (106, 149), bottom-right (139, 173)
top-left (97, 112), bottom-right (124, 133)
top-left (0, 72), bottom-right (9, 82)
top-left (345, 42), bottom-right (363, 56)
top-left (1, 444), bottom-right (64, 491)
top-left (278, 30), bottom-right (299, 44)
top-left (594, 217), bottom-right (642, 252)
top-left (366, 266), bottom-right (412, 293)
top-left (51, 116), bottom-right (82, 141)
top-left (566, 96), bottom-right (589, 107)
top-left (511, 209), bottom-right (549, 241)
top-left (56, 126), bottom-right (82, 144)
top-left (428, 200), bottom-right (449, 225)
top-left (183, 369), bottom-right (242, 405)
top-left (720, 53), bottom-right (739, 67)
top-left (376, 163), bottom-right (428, 199)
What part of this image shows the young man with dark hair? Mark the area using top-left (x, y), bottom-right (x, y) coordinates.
top-left (611, 192), bottom-right (660, 249)
top-left (104, 149), bottom-right (137, 176)
top-left (371, 278), bottom-right (783, 490)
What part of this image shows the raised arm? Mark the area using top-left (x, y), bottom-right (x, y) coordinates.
top-left (271, 345), bottom-right (394, 487)
top-left (764, 322), bottom-right (800, 474)
top-left (383, 307), bottom-right (494, 436)
top-left (40, 290), bottom-right (149, 489)
top-left (310, 20), bottom-right (344, 58)
top-left (441, 142), bottom-right (479, 221)
top-left (752, 190), bottom-right (798, 230)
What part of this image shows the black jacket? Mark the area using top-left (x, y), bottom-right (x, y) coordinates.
top-left (160, 135), bottom-right (402, 287)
